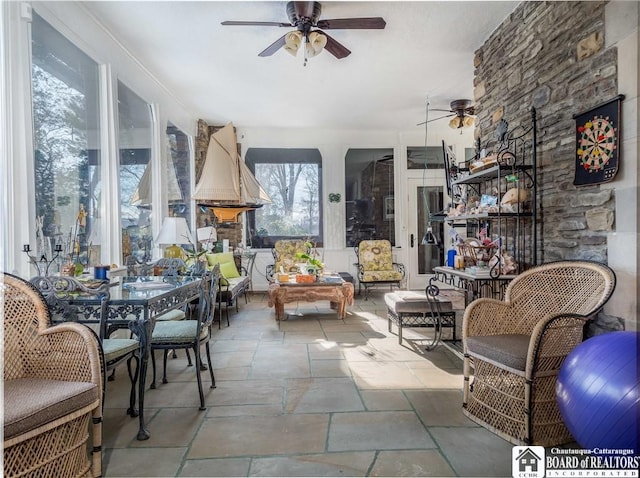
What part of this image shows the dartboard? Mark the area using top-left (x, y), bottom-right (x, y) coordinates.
top-left (576, 115), bottom-right (617, 172)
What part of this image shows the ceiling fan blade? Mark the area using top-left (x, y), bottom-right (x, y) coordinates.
top-left (316, 17), bottom-right (386, 29)
top-left (416, 113), bottom-right (455, 126)
top-left (321, 32), bottom-right (351, 59)
top-left (258, 34), bottom-right (288, 57)
top-left (221, 21), bottom-right (292, 27)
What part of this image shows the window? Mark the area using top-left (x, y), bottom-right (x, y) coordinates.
top-left (245, 148), bottom-right (322, 248)
top-left (166, 123), bottom-right (191, 221)
top-left (118, 82), bottom-right (153, 262)
top-left (345, 148), bottom-right (395, 247)
top-left (407, 146), bottom-right (445, 169)
top-left (31, 12), bottom-right (101, 269)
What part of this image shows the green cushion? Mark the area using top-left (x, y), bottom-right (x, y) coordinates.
top-left (206, 252), bottom-right (235, 267)
top-left (220, 260), bottom-right (240, 279)
top-left (155, 309), bottom-right (186, 321)
top-left (102, 338), bottom-right (139, 362)
top-left (151, 320), bottom-right (208, 343)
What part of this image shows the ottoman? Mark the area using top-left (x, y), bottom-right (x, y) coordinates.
top-left (384, 290), bottom-right (456, 350)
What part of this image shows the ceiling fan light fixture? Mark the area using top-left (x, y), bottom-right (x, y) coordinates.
top-left (306, 31), bottom-right (327, 57)
top-left (449, 115), bottom-right (475, 129)
top-left (284, 30), bottom-right (303, 56)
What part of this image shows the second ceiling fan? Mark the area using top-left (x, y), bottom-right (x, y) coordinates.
top-left (221, 1), bottom-right (386, 62)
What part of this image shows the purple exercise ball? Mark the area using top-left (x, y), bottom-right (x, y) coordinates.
top-left (556, 331), bottom-right (639, 451)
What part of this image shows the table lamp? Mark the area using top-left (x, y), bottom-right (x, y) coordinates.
top-left (196, 226), bottom-right (217, 252)
top-left (155, 217), bottom-right (194, 258)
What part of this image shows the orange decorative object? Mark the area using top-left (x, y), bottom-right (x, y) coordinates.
top-left (295, 274), bottom-right (315, 283)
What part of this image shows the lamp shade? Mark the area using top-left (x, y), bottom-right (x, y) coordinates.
top-left (155, 217), bottom-right (194, 246)
top-left (196, 226), bottom-right (217, 243)
top-left (284, 31), bottom-right (303, 56)
top-left (306, 31), bottom-right (327, 58)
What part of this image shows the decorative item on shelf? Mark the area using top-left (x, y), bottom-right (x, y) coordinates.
top-left (155, 217), bottom-right (194, 259)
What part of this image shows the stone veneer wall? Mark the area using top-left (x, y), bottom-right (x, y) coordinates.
top-left (474, 1), bottom-right (623, 333)
top-left (194, 119), bottom-right (243, 246)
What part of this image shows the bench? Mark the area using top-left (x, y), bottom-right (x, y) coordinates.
top-left (384, 289), bottom-right (456, 350)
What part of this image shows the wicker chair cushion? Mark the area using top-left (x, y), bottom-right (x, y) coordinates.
top-left (362, 270), bottom-right (403, 282)
top-left (151, 320), bottom-right (207, 343)
top-left (384, 291), bottom-right (453, 314)
top-left (102, 338), bottom-right (139, 363)
top-left (4, 378), bottom-right (99, 440)
top-left (465, 334), bottom-right (530, 372)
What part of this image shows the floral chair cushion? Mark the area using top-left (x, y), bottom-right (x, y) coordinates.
top-left (273, 240), bottom-right (310, 274)
top-left (358, 240), bottom-right (394, 272)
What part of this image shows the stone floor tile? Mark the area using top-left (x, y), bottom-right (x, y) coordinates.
top-left (142, 380), bottom-right (217, 409)
top-left (205, 403), bottom-right (283, 417)
top-left (370, 450), bottom-right (456, 477)
top-left (249, 452), bottom-right (375, 477)
top-left (310, 358), bottom-right (352, 378)
top-left (360, 390), bottom-right (412, 411)
top-left (129, 408), bottom-right (205, 447)
top-left (210, 350), bottom-right (255, 368)
top-left (285, 378), bottom-right (364, 413)
top-left (411, 366), bottom-right (464, 389)
top-left (179, 457), bottom-right (251, 477)
top-left (404, 390), bottom-right (470, 426)
top-left (211, 339), bottom-right (259, 352)
top-left (206, 379), bottom-right (283, 407)
top-left (350, 362), bottom-right (425, 389)
top-left (103, 447), bottom-right (187, 477)
top-left (103, 407), bottom-right (156, 448)
top-left (429, 426), bottom-right (513, 477)
top-left (324, 331), bottom-right (370, 344)
top-left (308, 341), bottom-right (345, 359)
top-left (328, 411), bottom-right (436, 451)
top-left (188, 414), bottom-right (330, 458)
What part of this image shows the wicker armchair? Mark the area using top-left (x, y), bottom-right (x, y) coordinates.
top-left (3, 273), bottom-right (103, 477)
top-left (462, 260), bottom-right (616, 446)
top-left (354, 239), bottom-right (405, 299)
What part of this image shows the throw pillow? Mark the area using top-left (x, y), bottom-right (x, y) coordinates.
top-left (220, 260), bottom-right (240, 279)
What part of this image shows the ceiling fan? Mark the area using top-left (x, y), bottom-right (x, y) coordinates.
top-left (221, 1), bottom-right (386, 62)
top-left (418, 99), bottom-right (477, 129)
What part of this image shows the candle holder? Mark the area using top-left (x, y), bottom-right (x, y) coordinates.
top-left (23, 243), bottom-right (63, 276)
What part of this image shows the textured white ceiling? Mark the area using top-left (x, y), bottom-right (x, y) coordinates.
top-left (81, 1), bottom-right (519, 130)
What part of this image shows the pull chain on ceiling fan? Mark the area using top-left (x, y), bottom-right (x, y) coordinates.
top-left (221, 1), bottom-right (386, 65)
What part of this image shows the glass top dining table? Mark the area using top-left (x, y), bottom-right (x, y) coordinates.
top-left (79, 275), bottom-right (203, 440)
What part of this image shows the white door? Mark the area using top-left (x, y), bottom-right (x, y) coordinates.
top-left (407, 177), bottom-right (447, 290)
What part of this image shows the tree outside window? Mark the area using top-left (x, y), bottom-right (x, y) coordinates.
top-left (31, 12), bottom-right (101, 270)
top-left (245, 149), bottom-right (322, 248)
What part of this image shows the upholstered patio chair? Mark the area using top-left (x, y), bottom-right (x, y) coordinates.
top-left (150, 265), bottom-right (220, 410)
top-left (266, 239), bottom-right (311, 282)
top-left (354, 239), bottom-right (405, 299)
top-left (3, 273), bottom-right (103, 477)
top-left (462, 260), bottom-right (616, 446)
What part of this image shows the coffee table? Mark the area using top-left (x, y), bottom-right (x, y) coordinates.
top-left (267, 278), bottom-right (355, 320)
